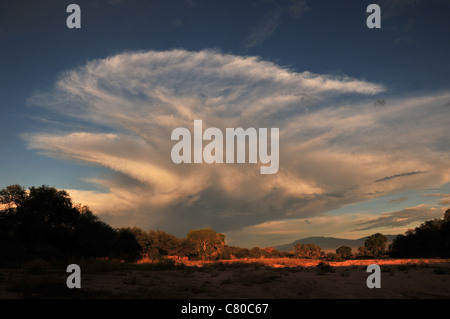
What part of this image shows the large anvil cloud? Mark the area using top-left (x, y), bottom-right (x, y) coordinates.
top-left (26, 49), bottom-right (450, 241)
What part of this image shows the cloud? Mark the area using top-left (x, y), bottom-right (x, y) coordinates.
top-left (377, 0), bottom-right (447, 44)
top-left (244, 0), bottom-right (308, 48)
top-left (225, 214), bottom-right (356, 247)
top-left (388, 196), bottom-right (409, 204)
top-left (184, 0), bottom-right (197, 7)
top-left (440, 197), bottom-right (450, 206)
top-left (353, 205), bottom-right (444, 231)
top-left (436, 194), bottom-right (450, 207)
top-left (244, 9), bottom-right (281, 49)
top-left (225, 211), bottom-right (383, 248)
top-left (422, 193), bottom-right (450, 207)
top-left (379, 0), bottom-right (420, 19)
top-left (286, 0), bottom-right (308, 18)
top-left (374, 99), bottom-right (386, 107)
top-left (26, 49), bottom-right (450, 242)
top-left (171, 18), bottom-right (183, 27)
top-left (375, 171), bottom-right (426, 183)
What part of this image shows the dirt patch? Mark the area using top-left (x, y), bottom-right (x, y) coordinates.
top-left (1, 258), bottom-right (449, 299)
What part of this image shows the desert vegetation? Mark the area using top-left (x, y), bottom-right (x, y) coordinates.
top-left (1, 184), bottom-right (450, 299)
top-left (1, 184), bottom-right (450, 264)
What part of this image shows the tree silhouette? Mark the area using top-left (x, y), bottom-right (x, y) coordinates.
top-left (222, 245), bottom-right (251, 259)
top-left (364, 233), bottom-right (387, 257)
top-left (0, 184), bottom-right (26, 210)
top-left (390, 209), bottom-right (450, 258)
top-left (0, 184), bottom-right (141, 264)
top-left (444, 208), bottom-right (450, 222)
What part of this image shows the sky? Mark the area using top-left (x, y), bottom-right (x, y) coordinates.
top-left (1, 0), bottom-right (450, 248)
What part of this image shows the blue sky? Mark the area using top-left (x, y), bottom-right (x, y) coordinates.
top-left (1, 0), bottom-right (450, 248)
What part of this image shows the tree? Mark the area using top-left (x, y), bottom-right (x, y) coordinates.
top-left (0, 184), bottom-right (142, 263)
top-left (187, 228), bottom-right (225, 260)
top-left (150, 230), bottom-right (182, 256)
top-left (10, 185), bottom-right (80, 245)
top-left (444, 208), bottom-right (450, 222)
top-left (113, 228), bottom-right (142, 262)
top-left (0, 184), bottom-right (26, 210)
top-left (0, 185), bottom-right (27, 240)
top-left (262, 247), bottom-right (283, 258)
top-left (250, 247), bottom-right (263, 258)
top-left (128, 227), bottom-right (153, 256)
top-left (293, 243), bottom-right (323, 258)
top-left (390, 209), bottom-right (450, 258)
top-left (336, 246), bottom-right (352, 259)
top-left (364, 233), bottom-right (387, 257)
top-left (222, 245), bottom-right (250, 259)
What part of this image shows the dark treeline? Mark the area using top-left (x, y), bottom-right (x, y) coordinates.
top-left (389, 209), bottom-right (450, 258)
top-left (1, 184), bottom-right (449, 266)
top-left (0, 185), bottom-right (141, 266)
top-left (0, 184), bottom-right (285, 266)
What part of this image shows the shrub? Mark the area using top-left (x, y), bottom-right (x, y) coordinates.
top-left (336, 246), bottom-right (353, 259)
top-left (315, 262), bottom-right (335, 275)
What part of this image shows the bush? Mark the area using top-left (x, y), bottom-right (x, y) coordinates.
top-left (433, 266), bottom-right (450, 275)
top-left (315, 262), bottom-right (335, 275)
top-left (294, 243), bottom-right (323, 258)
top-left (325, 252), bottom-right (342, 261)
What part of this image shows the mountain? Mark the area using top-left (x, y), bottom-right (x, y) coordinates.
top-left (274, 235), bottom-right (399, 253)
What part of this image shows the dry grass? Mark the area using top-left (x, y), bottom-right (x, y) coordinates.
top-left (1, 257), bottom-right (449, 299)
top-left (137, 257), bottom-right (450, 268)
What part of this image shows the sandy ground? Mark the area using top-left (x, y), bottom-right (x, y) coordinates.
top-left (1, 258), bottom-right (449, 299)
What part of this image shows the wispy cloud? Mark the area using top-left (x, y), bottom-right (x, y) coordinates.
top-left (377, 0), bottom-right (441, 44)
top-left (244, 9), bottom-right (281, 49)
top-left (26, 49), bottom-right (450, 241)
top-left (440, 197), bottom-right (450, 206)
top-left (375, 171), bottom-right (426, 183)
top-left (388, 196), bottom-right (409, 204)
top-left (422, 193), bottom-right (450, 207)
top-left (244, 0), bottom-right (308, 48)
top-left (353, 205), bottom-right (444, 231)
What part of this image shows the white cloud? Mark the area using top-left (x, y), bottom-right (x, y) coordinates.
top-left (26, 49), bottom-right (450, 243)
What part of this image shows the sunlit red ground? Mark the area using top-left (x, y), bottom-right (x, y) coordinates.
top-left (1, 258), bottom-right (449, 298)
top-left (146, 257), bottom-right (450, 268)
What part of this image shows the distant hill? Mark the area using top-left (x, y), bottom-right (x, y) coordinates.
top-left (274, 235), bottom-right (399, 253)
